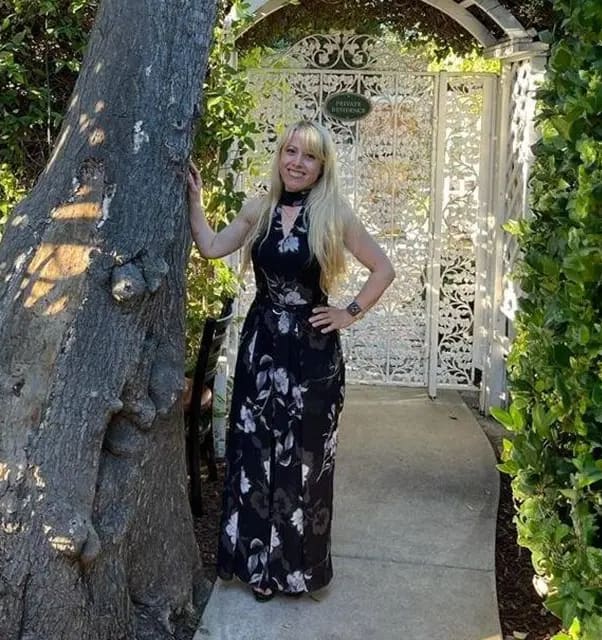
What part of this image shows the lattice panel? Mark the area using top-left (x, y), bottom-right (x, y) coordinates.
top-left (501, 57), bottom-right (541, 322)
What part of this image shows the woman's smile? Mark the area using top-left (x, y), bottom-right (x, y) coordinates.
top-left (279, 131), bottom-right (322, 192)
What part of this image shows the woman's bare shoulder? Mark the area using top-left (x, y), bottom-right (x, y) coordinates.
top-left (339, 197), bottom-right (359, 227)
top-left (240, 195), bottom-right (267, 224)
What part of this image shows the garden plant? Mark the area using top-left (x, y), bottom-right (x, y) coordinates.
top-left (494, 1), bottom-right (602, 638)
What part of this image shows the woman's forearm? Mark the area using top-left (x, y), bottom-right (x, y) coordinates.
top-left (188, 195), bottom-right (258, 260)
top-left (351, 263), bottom-right (396, 315)
top-left (189, 199), bottom-right (217, 258)
top-left (308, 261), bottom-right (395, 333)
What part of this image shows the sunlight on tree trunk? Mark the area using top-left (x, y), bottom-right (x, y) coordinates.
top-left (0, 1), bottom-right (217, 638)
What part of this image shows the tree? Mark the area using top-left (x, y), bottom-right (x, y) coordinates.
top-left (0, 1), bottom-right (218, 638)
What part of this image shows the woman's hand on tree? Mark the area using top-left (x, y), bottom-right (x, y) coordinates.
top-left (309, 306), bottom-right (355, 333)
top-left (187, 161), bottom-right (202, 202)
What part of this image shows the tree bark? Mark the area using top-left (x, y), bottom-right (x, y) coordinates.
top-left (0, 1), bottom-right (217, 638)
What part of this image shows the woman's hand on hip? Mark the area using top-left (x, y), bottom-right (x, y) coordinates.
top-left (309, 306), bottom-right (355, 333)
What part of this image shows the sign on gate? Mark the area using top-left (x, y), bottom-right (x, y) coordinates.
top-left (324, 92), bottom-right (372, 121)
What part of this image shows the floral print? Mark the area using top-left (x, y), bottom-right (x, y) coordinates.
top-left (237, 404), bottom-right (256, 433)
top-left (217, 201), bottom-right (345, 594)
top-left (278, 234), bottom-right (300, 254)
top-left (225, 511), bottom-right (238, 548)
top-left (291, 508), bottom-right (304, 534)
top-left (240, 467), bottom-right (251, 494)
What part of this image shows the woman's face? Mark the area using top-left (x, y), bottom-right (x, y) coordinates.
top-left (279, 131), bottom-right (323, 193)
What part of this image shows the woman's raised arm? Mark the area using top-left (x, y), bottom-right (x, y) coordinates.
top-left (187, 162), bottom-right (262, 259)
top-left (309, 210), bottom-right (395, 334)
top-left (341, 213), bottom-right (396, 315)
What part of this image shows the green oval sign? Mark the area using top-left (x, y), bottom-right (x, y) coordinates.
top-left (324, 92), bottom-right (371, 122)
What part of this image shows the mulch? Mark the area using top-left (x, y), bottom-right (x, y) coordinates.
top-left (495, 469), bottom-right (562, 640)
top-left (192, 457), bottom-right (562, 640)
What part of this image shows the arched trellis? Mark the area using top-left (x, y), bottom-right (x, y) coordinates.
top-left (241, 0), bottom-right (532, 48)
top-left (230, 0), bottom-right (549, 409)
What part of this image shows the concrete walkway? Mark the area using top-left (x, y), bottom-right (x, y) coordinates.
top-left (195, 386), bottom-right (502, 640)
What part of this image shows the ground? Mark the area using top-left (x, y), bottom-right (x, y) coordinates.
top-left (193, 393), bottom-right (562, 640)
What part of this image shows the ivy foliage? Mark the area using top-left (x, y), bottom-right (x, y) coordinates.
top-left (186, 0), bottom-right (260, 371)
top-left (494, 1), bottom-right (602, 638)
top-left (0, 0), bottom-right (96, 233)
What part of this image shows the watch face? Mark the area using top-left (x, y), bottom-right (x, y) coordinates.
top-left (347, 301), bottom-right (362, 316)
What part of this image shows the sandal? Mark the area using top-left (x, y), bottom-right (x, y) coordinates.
top-left (252, 587), bottom-right (275, 602)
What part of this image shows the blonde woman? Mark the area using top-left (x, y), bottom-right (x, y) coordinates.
top-left (187, 120), bottom-right (395, 601)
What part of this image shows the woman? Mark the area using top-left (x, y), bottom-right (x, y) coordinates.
top-left (187, 120), bottom-right (395, 601)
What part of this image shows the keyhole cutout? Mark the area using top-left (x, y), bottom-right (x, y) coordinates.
top-left (280, 205), bottom-right (302, 239)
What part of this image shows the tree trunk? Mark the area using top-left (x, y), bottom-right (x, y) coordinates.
top-left (0, 1), bottom-right (217, 638)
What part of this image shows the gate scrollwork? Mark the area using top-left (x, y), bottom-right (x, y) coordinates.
top-left (241, 33), bottom-right (494, 389)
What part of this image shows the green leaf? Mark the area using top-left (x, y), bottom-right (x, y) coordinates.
top-left (559, 488), bottom-right (579, 501)
top-left (502, 219), bottom-right (522, 235)
top-left (551, 44), bottom-right (573, 72)
top-left (575, 325), bottom-right (590, 345)
top-left (554, 524), bottom-right (572, 544)
top-left (568, 116), bottom-right (587, 142)
top-left (497, 460), bottom-right (518, 475)
top-left (532, 404), bottom-right (555, 439)
top-left (490, 406), bottom-right (514, 430)
top-left (591, 383), bottom-right (602, 406)
top-left (552, 342), bottom-right (573, 366)
top-left (539, 30), bottom-right (554, 44)
top-left (568, 617), bottom-right (581, 636)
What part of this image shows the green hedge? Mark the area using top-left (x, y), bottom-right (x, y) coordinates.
top-left (494, 1), bottom-right (602, 638)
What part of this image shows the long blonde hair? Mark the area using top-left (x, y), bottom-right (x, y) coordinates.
top-left (242, 120), bottom-right (354, 294)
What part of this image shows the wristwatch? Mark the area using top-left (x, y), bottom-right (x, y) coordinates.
top-left (346, 300), bottom-right (363, 317)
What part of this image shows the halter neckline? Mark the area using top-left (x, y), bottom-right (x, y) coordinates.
top-left (280, 189), bottom-right (310, 207)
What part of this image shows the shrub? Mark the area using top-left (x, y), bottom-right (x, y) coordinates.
top-left (494, 1), bottom-right (602, 638)
top-left (0, 0), bottom-right (96, 222)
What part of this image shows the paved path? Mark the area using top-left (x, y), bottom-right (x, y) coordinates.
top-left (195, 386), bottom-right (501, 640)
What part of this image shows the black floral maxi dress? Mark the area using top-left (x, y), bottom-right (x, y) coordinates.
top-left (216, 199), bottom-right (345, 594)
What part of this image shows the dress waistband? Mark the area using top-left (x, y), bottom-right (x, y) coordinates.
top-left (253, 294), bottom-right (327, 312)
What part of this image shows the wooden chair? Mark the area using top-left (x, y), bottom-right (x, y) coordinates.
top-left (184, 298), bottom-right (233, 517)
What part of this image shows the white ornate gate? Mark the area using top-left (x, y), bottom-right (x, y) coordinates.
top-left (240, 33), bottom-right (497, 394)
